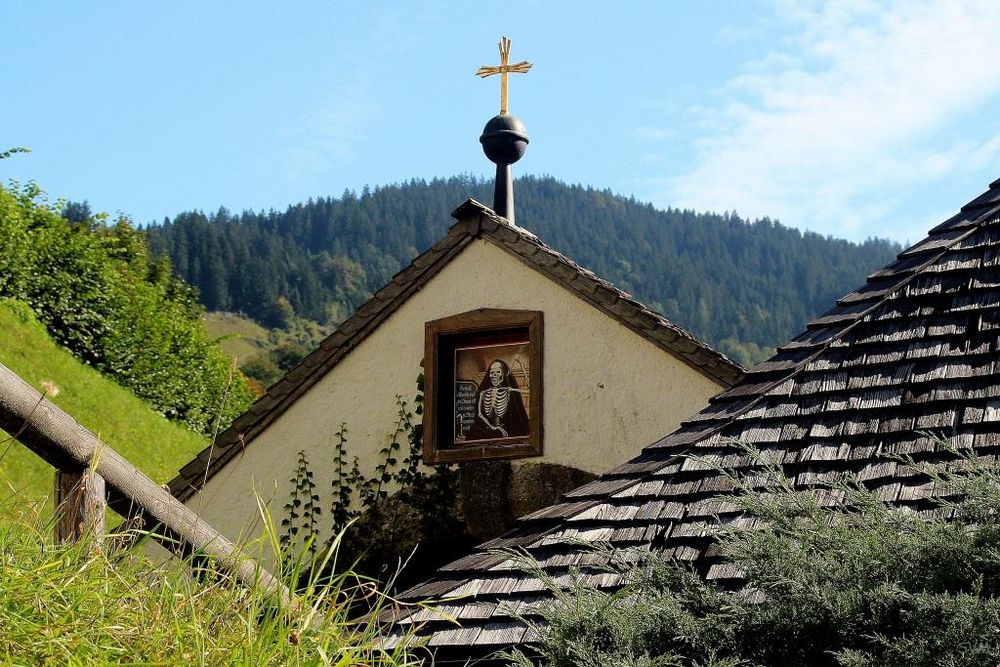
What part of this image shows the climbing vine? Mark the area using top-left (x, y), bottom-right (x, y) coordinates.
top-left (280, 373), bottom-right (459, 576)
top-left (329, 422), bottom-right (356, 535)
top-left (279, 450), bottom-right (322, 559)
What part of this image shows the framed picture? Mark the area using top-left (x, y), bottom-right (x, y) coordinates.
top-left (423, 309), bottom-right (543, 463)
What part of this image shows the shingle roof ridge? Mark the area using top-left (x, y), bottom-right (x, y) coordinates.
top-left (468, 200), bottom-right (744, 386)
top-left (622, 203), bottom-right (1000, 488)
top-left (590, 200), bottom-right (998, 485)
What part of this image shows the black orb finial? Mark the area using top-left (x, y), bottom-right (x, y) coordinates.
top-left (480, 113), bottom-right (529, 165)
top-left (480, 114), bottom-right (529, 223)
top-left (476, 37), bottom-right (532, 225)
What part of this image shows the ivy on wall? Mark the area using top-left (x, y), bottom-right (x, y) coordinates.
top-left (279, 374), bottom-right (461, 582)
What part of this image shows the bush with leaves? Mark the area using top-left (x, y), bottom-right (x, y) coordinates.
top-left (510, 445), bottom-right (1000, 667)
top-left (239, 318), bottom-right (331, 388)
top-left (0, 182), bottom-right (254, 434)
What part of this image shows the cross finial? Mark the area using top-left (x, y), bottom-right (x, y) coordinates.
top-left (476, 36), bottom-right (532, 115)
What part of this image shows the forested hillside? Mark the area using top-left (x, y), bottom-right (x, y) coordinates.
top-left (146, 176), bottom-right (901, 364)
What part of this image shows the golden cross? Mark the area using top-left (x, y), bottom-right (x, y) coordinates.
top-left (476, 36), bottom-right (532, 115)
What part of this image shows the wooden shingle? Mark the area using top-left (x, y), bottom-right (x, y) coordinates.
top-left (391, 179), bottom-right (1000, 660)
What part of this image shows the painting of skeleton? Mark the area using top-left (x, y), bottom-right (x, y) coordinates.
top-left (454, 340), bottom-right (531, 444)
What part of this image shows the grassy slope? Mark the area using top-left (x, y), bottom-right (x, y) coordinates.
top-left (0, 299), bottom-right (208, 516)
top-left (0, 520), bottom-right (412, 664)
top-left (204, 310), bottom-right (272, 361)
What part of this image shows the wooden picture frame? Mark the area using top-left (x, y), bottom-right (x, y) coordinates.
top-left (423, 309), bottom-right (543, 464)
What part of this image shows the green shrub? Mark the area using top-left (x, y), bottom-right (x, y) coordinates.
top-left (511, 446), bottom-right (1000, 667)
top-left (0, 182), bottom-right (253, 434)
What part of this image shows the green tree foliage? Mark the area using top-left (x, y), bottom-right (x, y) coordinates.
top-left (61, 199), bottom-right (93, 226)
top-left (510, 448), bottom-right (1000, 667)
top-left (0, 182), bottom-right (254, 434)
top-left (147, 177), bottom-right (900, 365)
top-left (0, 147), bottom-right (30, 161)
top-left (235, 316), bottom-right (331, 388)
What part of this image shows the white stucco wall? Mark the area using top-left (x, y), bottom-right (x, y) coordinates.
top-left (185, 239), bottom-right (724, 544)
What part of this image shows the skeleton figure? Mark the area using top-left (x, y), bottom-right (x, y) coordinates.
top-left (471, 359), bottom-right (529, 440)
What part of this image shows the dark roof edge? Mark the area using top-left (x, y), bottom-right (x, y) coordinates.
top-left (465, 200), bottom-right (744, 387)
top-left (168, 199), bottom-right (743, 502)
top-left (168, 214), bottom-right (481, 502)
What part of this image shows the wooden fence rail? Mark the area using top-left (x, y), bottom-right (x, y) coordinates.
top-left (0, 361), bottom-right (292, 608)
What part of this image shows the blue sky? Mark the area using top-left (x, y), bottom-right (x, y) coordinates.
top-left (3, 1), bottom-right (1000, 243)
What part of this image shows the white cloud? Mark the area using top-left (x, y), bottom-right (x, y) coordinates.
top-left (662, 0), bottom-right (1000, 241)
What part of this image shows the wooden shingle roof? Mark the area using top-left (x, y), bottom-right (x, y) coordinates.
top-left (169, 200), bottom-right (743, 502)
top-left (387, 178), bottom-right (1000, 660)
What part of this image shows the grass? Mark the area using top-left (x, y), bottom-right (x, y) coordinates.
top-left (0, 504), bottom-right (421, 665)
top-left (204, 311), bottom-right (272, 362)
top-left (0, 301), bottom-right (426, 663)
top-left (204, 311), bottom-right (332, 363)
top-left (0, 299), bottom-right (209, 518)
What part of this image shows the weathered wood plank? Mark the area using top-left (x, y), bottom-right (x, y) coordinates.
top-left (0, 362), bottom-right (292, 609)
top-left (54, 468), bottom-right (105, 545)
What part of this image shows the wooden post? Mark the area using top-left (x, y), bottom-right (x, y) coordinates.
top-left (0, 361), bottom-right (294, 611)
top-left (54, 467), bottom-right (106, 545)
